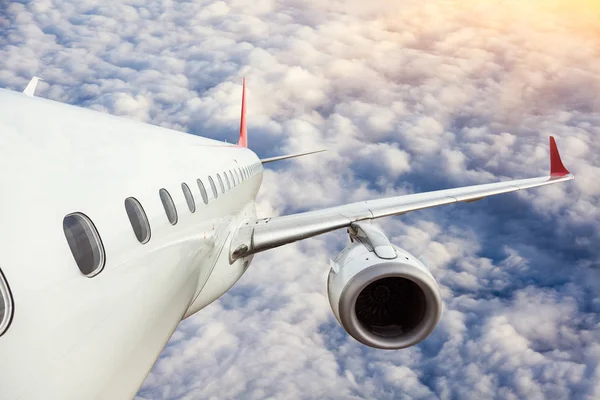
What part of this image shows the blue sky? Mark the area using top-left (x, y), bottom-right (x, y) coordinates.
top-left (1, 0), bottom-right (599, 399)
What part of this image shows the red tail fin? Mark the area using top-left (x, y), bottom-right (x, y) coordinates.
top-left (238, 78), bottom-right (248, 148)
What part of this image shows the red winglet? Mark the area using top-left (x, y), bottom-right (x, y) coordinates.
top-left (549, 136), bottom-right (570, 177)
top-left (238, 77), bottom-right (248, 148)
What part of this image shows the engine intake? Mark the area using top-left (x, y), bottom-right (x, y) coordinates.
top-left (356, 277), bottom-right (425, 338)
top-left (328, 223), bottom-right (442, 349)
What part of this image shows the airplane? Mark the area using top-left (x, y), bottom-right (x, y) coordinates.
top-left (0, 77), bottom-right (573, 399)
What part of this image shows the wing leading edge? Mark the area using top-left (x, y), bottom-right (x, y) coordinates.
top-left (230, 137), bottom-right (573, 261)
top-left (260, 149), bottom-right (327, 164)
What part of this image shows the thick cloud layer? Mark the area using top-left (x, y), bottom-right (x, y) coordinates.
top-left (1, 0), bottom-right (599, 399)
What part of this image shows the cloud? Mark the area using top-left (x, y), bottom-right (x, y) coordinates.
top-left (2, 0), bottom-right (599, 399)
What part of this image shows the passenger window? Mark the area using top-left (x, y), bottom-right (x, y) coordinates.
top-left (228, 170), bottom-right (235, 186)
top-left (63, 213), bottom-right (106, 277)
top-left (0, 269), bottom-right (14, 336)
top-left (197, 179), bottom-right (209, 204)
top-left (217, 174), bottom-right (225, 193)
top-left (124, 197), bottom-right (151, 244)
top-left (224, 172), bottom-right (231, 190)
top-left (182, 183), bottom-right (195, 213)
top-left (159, 188), bottom-right (178, 225)
top-left (208, 176), bottom-right (218, 198)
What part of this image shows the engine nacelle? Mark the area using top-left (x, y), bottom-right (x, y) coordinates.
top-left (328, 223), bottom-right (442, 349)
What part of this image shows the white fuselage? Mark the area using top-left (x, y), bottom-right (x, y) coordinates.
top-left (0, 88), bottom-right (262, 399)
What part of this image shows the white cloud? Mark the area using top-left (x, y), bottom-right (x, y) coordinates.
top-left (2, 0), bottom-right (599, 399)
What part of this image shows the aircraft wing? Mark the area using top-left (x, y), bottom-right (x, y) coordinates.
top-left (229, 137), bottom-right (573, 260)
top-left (260, 149), bottom-right (327, 164)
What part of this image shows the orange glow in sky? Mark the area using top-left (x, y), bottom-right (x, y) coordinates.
top-left (478, 0), bottom-right (600, 31)
top-left (388, 0), bottom-right (600, 41)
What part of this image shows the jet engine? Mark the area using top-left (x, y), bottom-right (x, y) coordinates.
top-left (328, 222), bottom-right (442, 349)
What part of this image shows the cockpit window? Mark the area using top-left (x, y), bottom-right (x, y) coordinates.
top-left (159, 188), bottom-right (178, 225)
top-left (63, 212), bottom-right (106, 277)
top-left (125, 197), bottom-right (151, 244)
top-left (0, 269), bottom-right (14, 336)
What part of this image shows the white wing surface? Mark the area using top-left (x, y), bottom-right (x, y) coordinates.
top-left (230, 137), bottom-right (573, 260)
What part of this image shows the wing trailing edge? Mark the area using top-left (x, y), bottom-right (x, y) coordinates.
top-left (230, 136), bottom-right (573, 261)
